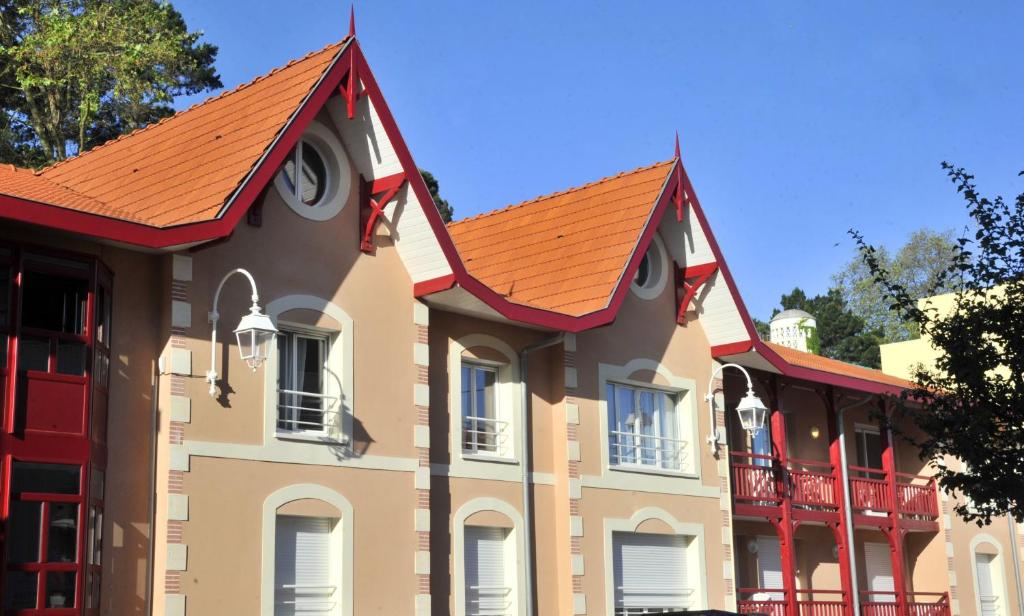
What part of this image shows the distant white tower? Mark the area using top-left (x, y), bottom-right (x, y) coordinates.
top-left (769, 309), bottom-right (818, 353)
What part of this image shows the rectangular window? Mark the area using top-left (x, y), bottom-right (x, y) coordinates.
top-left (274, 515), bottom-right (337, 616)
top-left (975, 552), bottom-right (1002, 616)
top-left (612, 532), bottom-right (692, 614)
top-left (464, 526), bottom-right (512, 616)
top-left (607, 383), bottom-right (684, 471)
top-left (461, 362), bottom-right (506, 456)
top-left (277, 330), bottom-right (335, 435)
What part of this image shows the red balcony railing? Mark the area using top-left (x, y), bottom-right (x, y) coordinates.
top-left (737, 588), bottom-right (787, 616)
top-left (908, 592), bottom-right (951, 616)
top-left (848, 466), bottom-right (892, 514)
top-left (795, 589), bottom-right (846, 616)
top-left (896, 473), bottom-right (939, 519)
top-left (730, 452), bottom-right (781, 505)
top-left (860, 590), bottom-right (898, 616)
top-left (789, 459), bottom-right (839, 511)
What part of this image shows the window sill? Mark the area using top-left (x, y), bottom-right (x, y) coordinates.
top-left (608, 463), bottom-right (698, 480)
top-left (275, 431), bottom-right (347, 446)
top-left (461, 452), bottom-right (519, 466)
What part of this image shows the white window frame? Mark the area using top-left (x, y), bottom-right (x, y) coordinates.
top-left (606, 381), bottom-right (684, 472)
top-left (453, 498), bottom-right (526, 616)
top-left (603, 508), bottom-right (707, 615)
top-left (630, 233), bottom-right (669, 300)
top-left (969, 534), bottom-right (1010, 616)
top-left (273, 515), bottom-right (339, 615)
top-left (461, 359), bottom-right (510, 458)
top-left (276, 327), bottom-right (337, 438)
top-left (260, 484), bottom-right (353, 616)
top-left (448, 335), bottom-right (522, 482)
top-left (274, 120), bottom-right (352, 222)
top-left (598, 360), bottom-right (699, 482)
top-left (264, 295), bottom-right (354, 447)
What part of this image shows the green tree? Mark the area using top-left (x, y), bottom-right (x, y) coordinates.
top-left (834, 228), bottom-right (958, 342)
top-left (0, 0), bottom-right (219, 166)
top-left (420, 169), bottom-right (453, 223)
top-left (770, 287), bottom-right (883, 367)
top-left (851, 163), bottom-right (1024, 523)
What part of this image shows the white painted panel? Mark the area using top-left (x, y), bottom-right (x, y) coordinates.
top-left (697, 272), bottom-right (751, 347)
top-left (863, 542), bottom-right (895, 603)
top-left (330, 96), bottom-right (402, 180)
top-left (386, 185), bottom-right (453, 282)
top-left (613, 532), bottom-right (692, 611)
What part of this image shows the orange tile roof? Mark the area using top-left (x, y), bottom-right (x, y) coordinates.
top-left (0, 40), bottom-right (346, 228)
top-left (448, 161), bottom-right (674, 316)
top-left (764, 341), bottom-right (914, 389)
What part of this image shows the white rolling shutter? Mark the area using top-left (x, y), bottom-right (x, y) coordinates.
top-left (275, 516), bottom-right (335, 616)
top-left (613, 532), bottom-right (691, 613)
top-left (756, 536), bottom-right (784, 601)
top-left (465, 526), bottom-right (512, 616)
top-left (863, 542), bottom-right (895, 603)
top-left (975, 553), bottom-right (1001, 616)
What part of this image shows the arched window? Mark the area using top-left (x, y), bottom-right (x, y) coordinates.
top-left (454, 498), bottom-right (526, 616)
top-left (970, 535), bottom-right (1009, 616)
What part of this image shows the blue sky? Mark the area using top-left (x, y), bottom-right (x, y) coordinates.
top-left (174, 1), bottom-right (1024, 320)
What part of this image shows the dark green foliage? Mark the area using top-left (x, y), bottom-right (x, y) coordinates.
top-left (851, 163), bottom-right (1024, 524)
top-left (420, 169), bottom-right (453, 223)
top-left (770, 287), bottom-right (883, 368)
top-left (0, 0), bottom-right (220, 166)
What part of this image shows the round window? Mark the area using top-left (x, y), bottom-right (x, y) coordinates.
top-left (283, 140), bottom-right (328, 207)
top-left (630, 235), bottom-right (668, 300)
top-left (634, 252), bottom-right (652, 288)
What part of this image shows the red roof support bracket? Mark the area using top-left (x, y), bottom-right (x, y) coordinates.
top-left (337, 47), bottom-right (363, 119)
top-left (676, 261), bottom-right (718, 324)
top-left (360, 172), bottom-right (406, 253)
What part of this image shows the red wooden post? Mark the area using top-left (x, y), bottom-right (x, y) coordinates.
top-left (769, 379), bottom-right (799, 616)
top-left (879, 402), bottom-right (909, 616)
top-left (826, 388), bottom-right (855, 616)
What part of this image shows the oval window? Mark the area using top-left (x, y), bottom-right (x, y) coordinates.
top-left (630, 236), bottom-right (667, 300)
top-left (283, 140), bottom-right (328, 207)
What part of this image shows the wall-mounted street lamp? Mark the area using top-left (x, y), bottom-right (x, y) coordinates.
top-left (206, 268), bottom-right (278, 397)
top-left (705, 363), bottom-right (769, 455)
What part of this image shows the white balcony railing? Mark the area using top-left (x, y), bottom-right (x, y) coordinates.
top-left (609, 430), bottom-right (688, 471)
top-left (277, 389), bottom-right (339, 435)
top-left (979, 595), bottom-right (1000, 616)
top-left (462, 416), bottom-right (510, 456)
top-left (467, 585), bottom-right (512, 616)
top-left (615, 587), bottom-right (695, 615)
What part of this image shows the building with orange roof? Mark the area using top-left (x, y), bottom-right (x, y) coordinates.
top-left (0, 22), bottom-right (1018, 616)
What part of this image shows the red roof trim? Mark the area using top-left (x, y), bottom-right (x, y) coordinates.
top-left (413, 274), bottom-right (456, 297)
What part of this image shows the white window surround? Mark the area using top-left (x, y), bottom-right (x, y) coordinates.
top-left (969, 534), bottom-right (1010, 616)
top-left (602, 508), bottom-right (708, 614)
top-left (261, 484), bottom-right (354, 616)
top-left (264, 295), bottom-right (354, 447)
top-left (274, 120), bottom-right (353, 221)
top-left (453, 498), bottom-right (527, 616)
top-left (597, 359), bottom-right (701, 486)
top-left (630, 233), bottom-right (669, 301)
top-left (448, 334), bottom-right (523, 482)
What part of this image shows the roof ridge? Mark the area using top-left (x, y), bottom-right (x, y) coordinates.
top-left (37, 38), bottom-right (349, 176)
top-left (448, 158), bottom-right (674, 228)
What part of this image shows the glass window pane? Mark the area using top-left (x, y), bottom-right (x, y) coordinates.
top-left (47, 503), bottom-right (78, 563)
top-left (283, 147), bottom-right (299, 195)
top-left (57, 341), bottom-right (87, 375)
top-left (637, 391), bottom-right (656, 464)
top-left (21, 271), bottom-right (88, 334)
top-left (461, 365), bottom-right (472, 417)
top-left (45, 571), bottom-right (76, 608)
top-left (3, 571), bottom-right (37, 609)
top-left (19, 336), bottom-right (50, 372)
top-left (6, 500), bottom-right (41, 563)
top-left (11, 461), bottom-right (80, 495)
top-left (481, 368), bottom-right (496, 420)
top-left (299, 143), bottom-right (327, 205)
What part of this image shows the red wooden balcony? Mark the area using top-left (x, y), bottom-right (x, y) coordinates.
top-left (895, 473), bottom-right (939, 519)
top-left (859, 592), bottom-right (950, 616)
top-left (789, 459), bottom-right (839, 512)
top-left (795, 589), bottom-right (846, 616)
top-left (730, 452), bottom-right (781, 509)
top-left (849, 466), bottom-right (893, 515)
top-left (737, 588), bottom-right (786, 616)
top-left (738, 588), bottom-right (847, 616)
